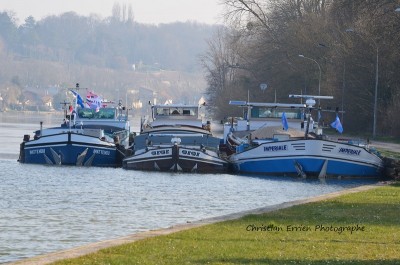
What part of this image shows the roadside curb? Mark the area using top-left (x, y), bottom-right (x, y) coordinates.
top-left (8, 183), bottom-right (385, 265)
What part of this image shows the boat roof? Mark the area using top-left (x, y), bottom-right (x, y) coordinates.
top-left (152, 104), bottom-right (200, 109)
top-left (143, 124), bottom-right (211, 135)
top-left (229, 94), bottom-right (334, 109)
top-left (229, 101), bottom-right (306, 108)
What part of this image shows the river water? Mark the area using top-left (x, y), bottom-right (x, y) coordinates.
top-left (0, 112), bottom-right (377, 264)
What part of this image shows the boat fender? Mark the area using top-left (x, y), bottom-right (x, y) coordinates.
top-left (18, 142), bottom-right (25, 163)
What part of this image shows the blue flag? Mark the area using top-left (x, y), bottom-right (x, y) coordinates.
top-left (330, 115), bottom-right (343, 133)
top-left (70, 90), bottom-right (85, 108)
top-left (282, 112), bottom-right (289, 131)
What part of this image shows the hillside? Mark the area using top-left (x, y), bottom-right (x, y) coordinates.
top-left (0, 10), bottom-right (219, 110)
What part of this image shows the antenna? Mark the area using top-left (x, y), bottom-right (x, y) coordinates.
top-left (59, 100), bottom-right (71, 119)
top-left (289, 94), bottom-right (333, 108)
top-left (289, 94), bottom-right (333, 100)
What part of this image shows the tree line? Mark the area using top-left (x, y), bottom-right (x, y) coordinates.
top-left (0, 9), bottom-right (216, 71)
top-left (0, 6), bottom-right (219, 110)
top-left (201, 0), bottom-right (400, 137)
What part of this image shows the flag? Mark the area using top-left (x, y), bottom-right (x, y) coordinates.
top-left (86, 91), bottom-right (102, 111)
top-left (330, 115), bottom-right (343, 133)
top-left (70, 90), bottom-right (85, 108)
top-left (282, 112), bottom-right (289, 131)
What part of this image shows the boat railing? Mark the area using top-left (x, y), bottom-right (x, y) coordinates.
top-left (145, 142), bottom-right (220, 153)
top-left (334, 137), bottom-right (368, 147)
top-left (148, 133), bottom-right (206, 138)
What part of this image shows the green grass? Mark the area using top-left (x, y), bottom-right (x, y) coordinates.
top-left (378, 149), bottom-right (400, 160)
top-left (53, 183), bottom-right (400, 265)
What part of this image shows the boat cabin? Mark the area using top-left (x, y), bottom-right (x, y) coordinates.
top-left (229, 102), bottom-right (306, 132)
top-left (250, 105), bottom-right (303, 119)
top-left (150, 104), bottom-right (205, 128)
top-left (77, 108), bottom-right (117, 120)
top-left (153, 105), bottom-right (199, 118)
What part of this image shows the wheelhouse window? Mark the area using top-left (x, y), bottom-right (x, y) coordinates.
top-left (250, 107), bottom-right (302, 119)
top-left (155, 107), bottom-right (197, 117)
top-left (77, 108), bottom-right (115, 119)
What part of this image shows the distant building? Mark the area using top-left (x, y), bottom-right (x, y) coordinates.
top-left (128, 86), bottom-right (154, 115)
top-left (42, 95), bottom-right (53, 110)
top-left (0, 94), bottom-right (3, 111)
top-left (22, 90), bottom-right (42, 110)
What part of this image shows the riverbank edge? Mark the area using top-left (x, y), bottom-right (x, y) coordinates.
top-left (8, 182), bottom-right (390, 265)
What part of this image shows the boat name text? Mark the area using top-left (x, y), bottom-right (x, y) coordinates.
top-left (264, 145), bottom-right (287, 152)
top-left (339, 148), bottom-right (361, 156)
top-left (181, 150), bottom-right (200, 157)
top-left (151, 149), bottom-right (170, 156)
top-left (93, 149), bottom-right (111, 155)
top-left (29, 149), bottom-right (45, 155)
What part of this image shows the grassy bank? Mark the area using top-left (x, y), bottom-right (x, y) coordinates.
top-left (52, 183), bottom-right (400, 265)
top-left (379, 149), bottom-right (400, 160)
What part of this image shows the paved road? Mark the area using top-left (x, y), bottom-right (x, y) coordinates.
top-left (370, 141), bottom-right (400, 153)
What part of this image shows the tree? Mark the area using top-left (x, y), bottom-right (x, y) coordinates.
top-left (200, 27), bottom-right (252, 118)
top-left (0, 11), bottom-right (18, 51)
top-left (201, 0), bottom-right (400, 136)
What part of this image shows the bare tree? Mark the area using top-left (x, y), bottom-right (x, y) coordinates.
top-left (200, 27), bottom-right (251, 118)
top-left (112, 2), bottom-right (121, 22)
top-left (201, 0), bottom-right (398, 135)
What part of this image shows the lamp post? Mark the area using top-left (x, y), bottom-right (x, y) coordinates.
top-left (346, 29), bottom-right (379, 138)
top-left (372, 44), bottom-right (378, 139)
top-left (298, 54), bottom-right (321, 102)
top-left (298, 54), bottom-right (322, 126)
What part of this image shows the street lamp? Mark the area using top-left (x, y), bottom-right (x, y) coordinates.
top-left (298, 54), bottom-right (322, 126)
top-left (346, 29), bottom-right (379, 138)
top-left (298, 54), bottom-right (321, 102)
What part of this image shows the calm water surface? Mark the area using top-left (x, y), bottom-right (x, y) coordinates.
top-left (0, 112), bottom-right (377, 264)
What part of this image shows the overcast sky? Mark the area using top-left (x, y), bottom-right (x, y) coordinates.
top-left (1, 0), bottom-right (225, 25)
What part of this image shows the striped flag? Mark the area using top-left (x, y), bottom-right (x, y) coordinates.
top-left (70, 90), bottom-right (85, 108)
top-left (86, 91), bottom-right (102, 111)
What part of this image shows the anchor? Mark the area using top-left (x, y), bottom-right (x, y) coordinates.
top-left (318, 160), bottom-right (328, 179)
top-left (294, 160), bottom-right (306, 178)
top-left (76, 148), bottom-right (89, 166)
top-left (44, 154), bottom-right (53, 165)
top-left (84, 153), bottom-right (95, 166)
top-left (50, 148), bottom-right (61, 165)
top-left (191, 163), bottom-right (198, 173)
